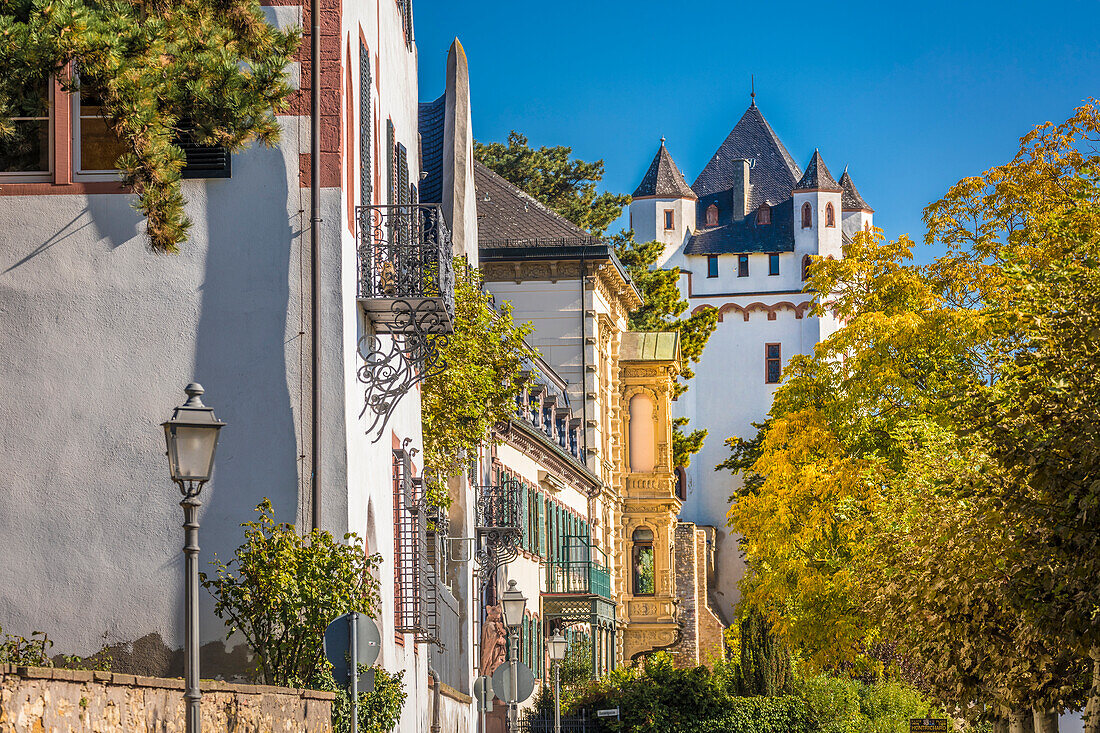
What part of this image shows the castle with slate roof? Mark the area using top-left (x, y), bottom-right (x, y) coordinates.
top-left (629, 97), bottom-right (874, 622)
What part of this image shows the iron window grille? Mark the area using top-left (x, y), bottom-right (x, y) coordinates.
top-left (474, 476), bottom-right (524, 578)
top-left (393, 448), bottom-right (440, 646)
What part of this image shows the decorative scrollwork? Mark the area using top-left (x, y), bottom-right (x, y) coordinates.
top-left (474, 479), bottom-right (524, 585)
top-left (357, 299), bottom-right (450, 442)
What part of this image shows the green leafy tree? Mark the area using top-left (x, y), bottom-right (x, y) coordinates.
top-left (734, 608), bottom-right (794, 697)
top-left (474, 132), bottom-right (629, 236)
top-left (421, 262), bottom-right (533, 504)
top-left (0, 0), bottom-right (299, 252)
top-left (201, 499), bottom-right (382, 687)
top-left (612, 232), bottom-right (719, 467)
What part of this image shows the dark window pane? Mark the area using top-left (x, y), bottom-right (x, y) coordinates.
top-left (79, 91), bottom-right (126, 171)
top-left (738, 254), bottom-right (748, 277)
top-left (767, 360), bottom-right (781, 383)
top-left (769, 253), bottom-right (779, 275)
top-left (707, 255), bottom-right (718, 278)
top-left (0, 119), bottom-right (49, 172)
top-left (766, 344), bottom-right (780, 358)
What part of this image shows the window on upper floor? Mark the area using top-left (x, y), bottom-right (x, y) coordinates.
top-left (705, 203), bottom-right (718, 226)
top-left (756, 203), bottom-right (771, 225)
top-left (0, 81), bottom-right (50, 177)
top-left (663, 209), bottom-right (674, 231)
top-left (769, 253), bottom-right (779, 276)
top-left (802, 254), bottom-right (812, 281)
top-left (864, 221), bottom-right (871, 232)
top-left (765, 343), bottom-right (782, 384)
top-left (801, 201), bottom-right (813, 229)
top-left (707, 255), bottom-right (719, 278)
top-left (825, 202), bottom-right (836, 228)
top-left (632, 527), bottom-right (655, 596)
top-left (675, 467), bottom-right (687, 501)
top-left (738, 254), bottom-right (749, 277)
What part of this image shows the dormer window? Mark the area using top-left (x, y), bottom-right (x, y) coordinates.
top-left (756, 203), bottom-right (771, 225)
top-left (801, 202), bottom-right (813, 229)
top-left (705, 204), bottom-right (718, 226)
top-left (825, 202), bottom-right (836, 228)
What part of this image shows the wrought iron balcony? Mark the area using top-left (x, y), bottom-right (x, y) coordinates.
top-left (547, 537), bottom-right (612, 599)
top-left (355, 203), bottom-right (455, 335)
top-left (475, 478), bottom-right (524, 576)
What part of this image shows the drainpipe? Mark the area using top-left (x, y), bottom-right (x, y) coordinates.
top-left (309, 0), bottom-right (322, 532)
top-left (428, 666), bottom-right (442, 733)
top-left (580, 256), bottom-right (588, 464)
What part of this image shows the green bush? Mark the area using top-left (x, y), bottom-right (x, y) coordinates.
top-left (697, 696), bottom-right (812, 733)
top-left (796, 672), bottom-right (936, 733)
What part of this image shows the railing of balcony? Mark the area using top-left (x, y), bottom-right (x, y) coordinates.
top-left (475, 478), bottom-right (524, 576)
top-left (548, 536), bottom-right (612, 599)
top-left (355, 203), bottom-right (455, 334)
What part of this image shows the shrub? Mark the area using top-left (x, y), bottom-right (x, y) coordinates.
top-left (697, 696), bottom-right (813, 733)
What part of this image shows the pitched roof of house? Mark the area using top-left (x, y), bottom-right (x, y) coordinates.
top-left (794, 150), bottom-right (842, 192)
top-left (473, 160), bottom-right (598, 247)
top-left (839, 168), bottom-right (873, 212)
top-left (684, 198), bottom-right (795, 255)
top-left (691, 104), bottom-right (802, 210)
top-left (619, 331), bottom-right (680, 363)
top-left (417, 93), bottom-right (446, 205)
top-left (632, 140), bottom-right (697, 200)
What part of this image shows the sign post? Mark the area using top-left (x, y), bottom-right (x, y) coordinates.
top-left (596, 708), bottom-right (621, 722)
top-left (910, 718), bottom-right (950, 733)
top-left (324, 612), bottom-right (381, 733)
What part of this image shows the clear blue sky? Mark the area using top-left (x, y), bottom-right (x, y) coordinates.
top-left (414, 0), bottom-right (1098, 263)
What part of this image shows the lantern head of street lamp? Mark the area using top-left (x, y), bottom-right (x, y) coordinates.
top-left (162, 383), bottom-right (226, 490)
top-left (548, 631), bottom-right (568, 662)
top-left (500, 579), bottom-right (527, 629)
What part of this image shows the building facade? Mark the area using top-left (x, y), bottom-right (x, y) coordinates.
top-left (629, 99), bottom-right (874, 622)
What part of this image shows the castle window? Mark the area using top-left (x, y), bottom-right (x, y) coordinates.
top-left (756, 203), bottom-right (771, 225)
top-left (738, 254), bottom-right (749, 277)
top-left (632, 528), bottom-right (655, 596)
top-left (664, 209), bottom-right (674, 230)
top-left (802, 254), bottom-right (812, 281)
top-left (707, 255), bottom-right (719, 278)
top-left (765, 343), bottom-right (782, 384)
top-left (864, 221), bottom-right (870, 232)
top-left (801, 202), bottom-right (813, 229)
top-left (705, 203), bottom-right (718, 226)
top-left (825, 203), bottom-right (836, 228)
top-left (769, 253), bottom-right (779, 276)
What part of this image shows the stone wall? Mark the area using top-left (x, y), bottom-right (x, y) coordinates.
top-left (0, 664), bottom-right (333, 732)
top-left (670, 522), bottom-right (726, 666)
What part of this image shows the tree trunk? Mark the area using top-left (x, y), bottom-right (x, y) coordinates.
top-left (1085, 647), bottom-right (1100, 733)
top-left (994, 717), bottom-right (1010, 733)
top-left (1010, 709), bottom-right (1036, 733)
top-left (1033, 710), bottom-right (1059, 733)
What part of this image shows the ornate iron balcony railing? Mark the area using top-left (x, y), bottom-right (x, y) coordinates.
top-left (355, 203), bottom-right (455, 335)
top-left (475, 478), bottom-right (524, 578)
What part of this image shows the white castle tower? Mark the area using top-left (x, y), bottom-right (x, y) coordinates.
top-left (629, 98), bottom-right (873, 621)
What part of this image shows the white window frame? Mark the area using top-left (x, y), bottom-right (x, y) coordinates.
top-left (0, 82), bottom-right (54, 183)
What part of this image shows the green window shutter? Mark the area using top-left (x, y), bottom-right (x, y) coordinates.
top-left (520, 484), bottom-right (529, 551)
top-left (386, 119), bottom-right (395, 206)
top-left (537, 493), bottom-right (547, 558)
top-left (359, 40), bottom-right (372, 207)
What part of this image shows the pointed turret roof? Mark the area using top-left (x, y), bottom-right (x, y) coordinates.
top-left (794, 150), bottom-right (842, 192)
top-left (839, 168), bottom-right (873, 212)
top-left (692, 104), bottom-right (802, 210)
top-left (632, 139), bottom-right (697, 200)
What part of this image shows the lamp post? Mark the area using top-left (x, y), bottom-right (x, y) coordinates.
top-left (500, 579), bottom-right (528, 732)
top-left (547, 631), bottom-right (568, 733)
top-left (162, 383), bottom-right (225, 733)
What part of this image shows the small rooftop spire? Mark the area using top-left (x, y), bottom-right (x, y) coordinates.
top-left (660, 136), bottom-right (666, 145)
top-left (750, 75), bottom-right (756, 107)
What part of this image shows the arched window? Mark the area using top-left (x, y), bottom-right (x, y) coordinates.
top-left (705, 203), bottom-right (718, 226)
top-left (675, 467), bottom-right (687, 501)
top-left (756, 203), bottom-right (771, 225)
top-left (632, 527), bottom-right (655, 595)
top-left (628, 393), bottom-right (655, 472)
top-left (802, 254), bottom-right (812, 281)
top-left (825, 202), bottom-right (836, 228)
top-left (801, 202), bottom-right (813, 229)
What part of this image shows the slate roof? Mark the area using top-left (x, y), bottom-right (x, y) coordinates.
top-left (474, 160), bottom-right (597, 247)
top-left (417, 94), bottom-right (445, 205)
top-left (794, 150), bottom-right (842, 191)
top-left (839, 168), bottom-right (873, 212)
top-left (691, 104), bottom-right (802, 210)
top-left (620, 331), bottom-right (680, 363)
top-left (632, 140), bottom-right (697, 200)
top-left (684, 198), bottom-right (795, 255)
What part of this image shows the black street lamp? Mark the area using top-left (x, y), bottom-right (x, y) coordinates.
top-left (500, 579), bottom-right (528, 732)
top-left (162, 383), bottom-right (225, 733)
top-left (548, 631), bottom-right (569, 733)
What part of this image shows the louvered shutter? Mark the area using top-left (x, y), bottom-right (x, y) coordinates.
top-left (537, 493), bottom-right (547, 558)
top-left (386, 119), bottom-right (396, 206)
top-left (176, 122), bottom-right (230, 179)
top-left (359, 40), bottom-right (372, 207)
